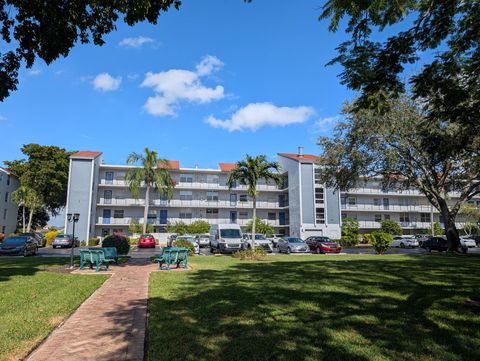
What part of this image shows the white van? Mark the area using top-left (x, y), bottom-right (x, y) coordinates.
top-left (209, 224), bottom-right (244, 254)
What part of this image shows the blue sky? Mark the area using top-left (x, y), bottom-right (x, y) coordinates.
top-left (0, 0), bottom-right (355, 168)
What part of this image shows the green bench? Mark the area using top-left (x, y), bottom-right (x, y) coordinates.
top-left (153, 247), bottom-right (189, 271)
top-left (80, 249), bottom-right (116, 272)
top-left (89, 247), bottom-right (119, 264)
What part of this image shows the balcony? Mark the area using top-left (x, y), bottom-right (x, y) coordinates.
top-left (97, 198), bottom-right (287, 209)
top-left (96, 217), bottom-right (289, 227)
top-left (341, 204), bottom-right (436, 212)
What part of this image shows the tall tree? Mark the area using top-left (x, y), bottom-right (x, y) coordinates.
top-left (11, 185), bottom-right (43, 232)
top-left (320, 0), bottom-right (480, 134)
top-left (227, 155), bottom-right (281, 241)
top-left (125, 148), bottom-right (174, 234)
top-left (0, 1), bottom-right (182, 100)
top-left (317, 97), bottom-right (480, 251)
top-left (4, 144), bottom-right (72, 215)
top-left (11, 185), bottom-right (30, 233)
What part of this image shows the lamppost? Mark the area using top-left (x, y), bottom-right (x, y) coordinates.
top-left (67, 213), bottom-right (80, 269)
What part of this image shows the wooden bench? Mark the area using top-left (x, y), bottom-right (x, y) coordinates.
top-left (80, 249), bottom-right (116, 272)
top-left (154, 247), bottom-right (188, 271)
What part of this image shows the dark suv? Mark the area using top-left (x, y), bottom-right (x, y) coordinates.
top-left (421, 237), bottom-right (449, 252)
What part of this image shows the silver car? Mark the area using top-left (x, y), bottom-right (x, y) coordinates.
top-left (52, 234), bottom-right (79, 248)
top-left (277, 237), bottom-right (309, 254)
top-left (195, 235), bottom-right (210, 248)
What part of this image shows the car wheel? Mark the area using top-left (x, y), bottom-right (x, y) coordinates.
top-left (400, 243), bottom-right (405, 248)
top-left (315, 247), bottom-right (320, 254)
top-left (33, 247), bottom-right (38, 255)
top-left (23, 249), bottom-right (28, 257)
top-left (425, 246), bottom-right (431, 252)
top-left (210, 247), bottom-right (215, 253)
top-left (287, 247), bottom-right (291, 254)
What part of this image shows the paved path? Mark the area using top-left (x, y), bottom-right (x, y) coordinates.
top-left (27, 259), bottom-right (156, 361)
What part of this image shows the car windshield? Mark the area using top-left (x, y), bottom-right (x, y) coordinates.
top-left (141, 234), bottom-right (153, 238)
top-left (3, 237), bottom-right (27, 246)
top-left (220, 229), bottom-right (241, 238)
top-left (56, 234), bottom-right (70, 239)
top-left (287, 238), bottom-right (304, 243)
top-left (317, 237), bottom-right (332, 242)
top-left (178, 237), bottom-right (194, 242)
top-left (255, 234), bottom-right (266, 240)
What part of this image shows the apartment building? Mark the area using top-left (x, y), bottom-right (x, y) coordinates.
top-left (0, 167), bottom-right (20, 234)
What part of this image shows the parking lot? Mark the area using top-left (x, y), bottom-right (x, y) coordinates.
top-left (36, 245), bottom-right (480, 258)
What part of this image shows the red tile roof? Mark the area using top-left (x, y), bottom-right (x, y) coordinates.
top-left (277, 153), bottom-right (320, 162)
top-left (219, 163), bottom-right (237, 171)
top-left (71, 151), bottom-right (103, 158)
top-left (158, 160), bottom-right (180, 169)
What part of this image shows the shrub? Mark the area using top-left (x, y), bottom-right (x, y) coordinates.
top-left (45, 231), bottom-right (59, 246)
top-left (339, 235), bottom-right (359, 247)
top-left (246, 217), bottom-right (275, 237)
top-left (363, 233), bottom-right (375, 244)
top-left (88, 237), bottom-right (100, 246)
top-left (173, 239), bottom-right (195, 255)
top-left (0, 233), bottom-right (4, 242)
top-left (341, 218), bottom-right (360, 246)
top-left (188, 220), bottom-right (211, 234)
top-left (381, 220), bottom-right (403, 235)
top-left (232, 248), bottom-right (266, 261)
top-left (129, 237), bottom-right (139, 245)
top-left (371, 231), bottom-right (393, 254)
top-left (433, 222), bottom-right (445, 236)
top-left (102, 234), bottom-right (130, 255)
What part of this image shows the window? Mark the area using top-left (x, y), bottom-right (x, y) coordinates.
top-left (104, 190), bottom-right (112, 204)
top-left (105, 172), bottom-right (114, 184)
top-left (268, 212), bottom-right (276, 221)
top-left (400, 213), bottom-right (410, 223)
top-left (207, 174), bottom-right (219, 184)
top-left (180, 191), bottom-right (193, 201)
top-left (373, 198), bottom-right (380, 206)
top-left (6, 175), bottom-right (10, 186)
top-left (315, 187), bottom-right (324, 204)
top-left (239, 212), bottom-right (249, 219)
top-left (239, 195), bottom-right (248, 202)
top-left (279, 194), bottom-right (288, 207)
top-left (113, 210), bottom-right (124, 219)
top-left (314, 168), bottom-right (322, 185)
top-left (179, 212), bottom-right (192, 219)
top-left (4, 192), bottom-right (8, 202)
top-left (420, 213), bottom-right (431, 222)
top-left (384, 214), bottom-right (390, 220)
top-left (316, 208), bottom-right (325, 224)
top-left (1, 226), bottom-right (5, 234)
top-left (3, 209), bottom-right (7, 220)
top-left (207, 191), bottom-right (218, 201)
top-left (206, 208), bottom-right (218, 219)
top-left (180, 174), bottom-right (193, 183)
top-left (348, 197), bottom-right (356, 206)
top-left (375, 214), bottom-right (382, 222)
top-left (382, 198), bottom-right (390, 209)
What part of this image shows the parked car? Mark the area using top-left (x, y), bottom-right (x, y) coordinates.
top-left (472, 235), bottom-right (480, 247)
top-left (195, 235), bottom-right (210, 248)
top-left (0, 236), bottom-right (37, 256)
top-left (19, 232), bottom-right (46, 247)
top-left (52, 234), bottom-right (79, 248)
top-left (138, 234), bottom-right (156, 248)
top-left (176, 235), bottom-right (200, 254)
top-left (243, 234), bottom-right (274, 253)
top-left (305, 236), bottom-right (342, 254)
top-left (209, 224), bottom-right (244, 254)
top-left (421, 237), bottom-right (449, 252)
top-left (460, 236), bottom-right (477, 248)
top-left (268, 234), bottom-right (284, 248)
top-left (167, 234), bottom-right (178, 247)
top-left (414, 234), bottom-right (431, 247)
top-left (392, 235), bottom-right (419, 248)
top-left (277, 237), bottom-right (309, 253)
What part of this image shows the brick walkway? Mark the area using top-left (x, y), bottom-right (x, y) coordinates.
top-left (27, 259), bottom-right (157, 361)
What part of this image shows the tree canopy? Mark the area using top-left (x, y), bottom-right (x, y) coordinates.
top-left (320, 0), bottom-right (480, 133)
top-left (317, 97), bottom-right (480, 250)
top-left (0, 0), bottom-right (182, 100)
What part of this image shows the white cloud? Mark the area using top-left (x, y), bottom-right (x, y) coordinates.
top-left (119, 36), bottom-right (155, 48)
top-left (141, 55), bottom-right (225, 117)
top-left (206, 102), bottom-right (315, 132)
top-left (92, 73), bottom-right (122, 92)
top-left (310, 116), bottom-right (340, 134)
top-left (0, 115), bottom-right (7, 122)
top-left (27, 69), bottom-right (41, 76)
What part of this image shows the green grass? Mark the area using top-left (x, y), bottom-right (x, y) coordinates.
top-left (148, 254), bottom-right (480, 361)
top-left (0, 257), bottom-right (108, 361)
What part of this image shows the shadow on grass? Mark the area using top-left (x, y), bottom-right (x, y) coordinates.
top-left (148, 255), bottom-right (480, 361)
top-left (0, 256), bottom-right (80, 282)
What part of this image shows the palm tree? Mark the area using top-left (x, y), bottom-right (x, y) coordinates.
top-left (227, 155), bottom-right (281, 244)
top-left (125, 148), bottom-right (174, 234)
top-left (12, 185), bottom-right (43, 232)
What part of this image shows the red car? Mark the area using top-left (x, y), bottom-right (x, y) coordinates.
top-left (305, 236), bottom-right (342, 254)
top-left (138, 234), bottom-right (156, 248)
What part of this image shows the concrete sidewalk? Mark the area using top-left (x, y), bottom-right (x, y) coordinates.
top-left (27, 259), bottom-right (156, 361)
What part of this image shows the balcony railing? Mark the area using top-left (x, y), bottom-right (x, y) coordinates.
top-left (96, 217), bottom-right (289, 227)
top-left (341, 204), bottom-right (436, 212)
top-left (97, 198), bottom-right (287, 209)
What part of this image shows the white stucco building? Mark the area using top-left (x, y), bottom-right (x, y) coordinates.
top-left (0, 167), bottom-right (20, 235)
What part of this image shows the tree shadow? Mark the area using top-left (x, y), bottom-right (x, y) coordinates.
top-left (147, 255), bottom-right (480, 361)
top-left (0, 256), bottom-right (77, 282)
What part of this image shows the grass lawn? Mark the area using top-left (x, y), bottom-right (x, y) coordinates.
top-left (149, 254), bottom-right (480, 361)
top-left (0, 257), bottom-right (108, 361)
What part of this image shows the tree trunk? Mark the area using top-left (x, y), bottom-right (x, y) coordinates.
top-left (26, 208), bottom-right (34, 232)
top-left (143, 185), bottom-right (150, 234)
top-left (22, 205), bottom-right (26, 233)
top-left (252, 196), bottom-right (256, 249)
top-left (439, 200), bottom-right (460, 252)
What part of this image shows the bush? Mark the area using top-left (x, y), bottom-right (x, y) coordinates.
top-left (0, 233), bottom-right (5, 242)
top-left (371, 231), bottom-right (393, 254)
top-left (381, 220), bottom-right (403, 235)
top-left (339, 235), bottom-right (359, 247)
top-left (173, 239), bottom-right (195, 255)
top-left (232, 248), bottom-right (266, 261)
top-left (341, 218), bottom-right (360, 246)
top-left (188, 220), bottom-right (211, 234)
top-left (363, 233), bottom-right (375, 244)
top-left (129, 238), bottom-right (139, 245)
top-left (88, 237), bottom-right (100, 246)
top-left (45, 231), bottom-right (59, 246)
top-left (433, 222), bottom-right (445, 236)
top-left (102, 234), bottom-right (130, 255)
